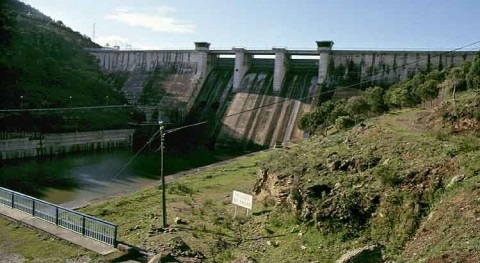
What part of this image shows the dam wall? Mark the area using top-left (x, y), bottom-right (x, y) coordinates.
top-left (329, 50), bottom-right (473, 87)
top-left (0, 129), bottom-right (135, 160)
top-left (89, 41), bottom-right (476, 147)
top-left (88, 43), bottom-right (214, 120)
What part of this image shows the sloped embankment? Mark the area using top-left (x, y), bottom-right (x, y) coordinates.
top-left (255, 103), bottom-right (480, 261)
top-left (75, 94), bottom-right (480, 262)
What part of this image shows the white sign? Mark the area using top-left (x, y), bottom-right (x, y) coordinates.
top-left (232, 190), bottom-right (253, 210)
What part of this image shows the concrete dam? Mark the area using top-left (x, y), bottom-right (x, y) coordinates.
top-left (88, 41), bottom-right (475, 147)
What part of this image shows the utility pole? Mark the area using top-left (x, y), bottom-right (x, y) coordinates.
top-left (159, 122), bottom-right (167, 227)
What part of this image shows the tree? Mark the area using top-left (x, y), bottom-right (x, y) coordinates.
top-left (297, 101), bottom-right (335, 135)
top-left (362, 86), bottom-right (386, 113)
top-left (297, 112), bottom-right (314, 133)
top-left (425, 70), bottom-right (445, 83)
top-left (328, 99), bottom-right (348, 123)
top-left (384, 83), bottom-right (419, 109)
top-left (411, 72), bottom-right (425, 87)
top-left (466, 54), bottom-right (480, 90)
top-left (335, 116), bottom-right (355, 130)
top-left (415, 79), bottom-right (439, 108)
top-left (447, 67), bottom-right (466, 99)
top-left (0, 0), bottom-right (16, 48)
top-left (345, 96), bottom-right (369, 121)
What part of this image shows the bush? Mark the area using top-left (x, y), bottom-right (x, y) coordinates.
top-left (345, 96), bottom-right (369, 120)
top-left (384, 82), bottom-right (420, 109)
top-left (466, 54), bottom-right (480, 90)
top-left (167, 183), bottom-right (195, 196)
top-left (335, 116), bottom-right (355, 130)
top-left (415, 79), bottom-right (439, 106)
top-left (362, 86), bottom-right (386, 113)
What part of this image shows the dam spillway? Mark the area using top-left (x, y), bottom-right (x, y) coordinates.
top-left (88, 41), bottom-right (477, 147)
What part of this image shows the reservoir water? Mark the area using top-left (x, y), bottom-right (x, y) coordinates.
top-left (0, 149), bottom-right (242, 209)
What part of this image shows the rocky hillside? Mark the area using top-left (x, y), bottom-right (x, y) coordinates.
top-left (255, 91), bottom-right (480, 261)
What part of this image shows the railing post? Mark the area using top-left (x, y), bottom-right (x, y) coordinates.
top-left (113, 225), bottom-right (118, 247)
top-left (11, 192), bottom-right (14, 208)
top-left (32, 200), bottom-right (35, 216)
top-left (82, 216), bottom-right (86, 236)
top-left (55, 207), bottom-right (59, 225)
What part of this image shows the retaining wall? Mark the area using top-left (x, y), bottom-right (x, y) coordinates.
top-left (0, 129), bottom-right (135, 160)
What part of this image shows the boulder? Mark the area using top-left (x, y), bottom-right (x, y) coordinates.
top-left (335, 244), bottom-right (383, 263)
top-left (148, 252), bottom-right (173, 263)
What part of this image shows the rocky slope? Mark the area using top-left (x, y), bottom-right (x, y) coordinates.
top-left (254, 92), bottom-right (480, 261)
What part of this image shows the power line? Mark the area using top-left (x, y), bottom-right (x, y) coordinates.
top-left (113, 121), bottom-right (209, 179)
top-left (346, 40), bottom-right (480, 89)
top-left (5, 42), bottom-right (478, 114)
top-left (113, 40), bottom-right (480, 177)
top-left (113, 128), bottom-right (162, 179)
top-left (161, 40), bottom-right (480, 135)
top-left (0, 104), bottom-right (134, 113)
top-left (164, 121), bottom-right (208, 134)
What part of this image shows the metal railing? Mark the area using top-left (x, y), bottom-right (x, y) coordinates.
top-left (0, 187), bottom-right (117, 246)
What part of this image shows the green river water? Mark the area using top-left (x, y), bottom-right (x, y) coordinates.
top-left (0, 149), bottom-right (242, 209)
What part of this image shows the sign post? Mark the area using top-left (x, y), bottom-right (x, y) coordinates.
top-left (232, 190), bottom-right (253, 218)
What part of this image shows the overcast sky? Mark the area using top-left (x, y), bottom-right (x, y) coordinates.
top-left (21, 0), bottom-right (480, 51)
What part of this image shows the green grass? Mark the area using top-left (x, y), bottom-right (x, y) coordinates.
top-left (80, 150), bottom-right (357, 262)
top-left (0, 216), bottom-right (102, 262)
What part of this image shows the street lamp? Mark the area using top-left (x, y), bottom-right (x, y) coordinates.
top-left (159, 121), bottom-right (167, 227)
top-left (69, 96), bottom-right (72, 106)
top-left (105, 95), bottom-right (109, 106)
top-left (20, 95), bottom-right (24, 109)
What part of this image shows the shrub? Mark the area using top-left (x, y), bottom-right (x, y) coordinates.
top-left (362, 86), bottom-right (386, 113)
top-left (466, 54), bottom-right (480, 90)
top-left (167, 183), bottom-right (195, 196)
top-left (335, 116), bottom-right (355, 130)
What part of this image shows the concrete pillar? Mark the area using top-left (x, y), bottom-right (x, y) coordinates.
top-left (194, 42), bottom-right (211, 79)
top-left (194, 42), bottom-right (210, 52)
top-left (273, 48), bottom-right (289, 93)
top-left (186, 42), bottom-right (212, 113)
top-left (316, 41), bottom-right (334, 84)
top-left (232, 48), bottom-right (252, 92)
